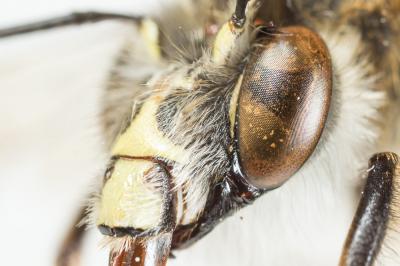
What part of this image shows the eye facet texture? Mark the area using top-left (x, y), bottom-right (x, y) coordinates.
top-left (237, 26), bottom-right (332, 189)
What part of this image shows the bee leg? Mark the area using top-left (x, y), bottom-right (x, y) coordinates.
top-left (0, 12), bottom-right (142, 38)
top-left (56, 206), bottom-right (87, 266)
top-left (339, 152), bottom-right (400, 266)
top-left (109, 233), bottom-right (173, 266)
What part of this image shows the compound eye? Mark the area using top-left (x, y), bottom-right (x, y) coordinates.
top-left (236, 26), bottom-right (332, 189)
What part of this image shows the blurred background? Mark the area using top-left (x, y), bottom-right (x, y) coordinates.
top-left (0, 1), bottom-right (165, 265)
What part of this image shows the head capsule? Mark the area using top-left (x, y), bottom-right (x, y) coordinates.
top-left (235, 26), bottom-right (332, 189)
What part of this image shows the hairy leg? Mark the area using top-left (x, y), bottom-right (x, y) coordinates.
top-left (340, 152), bottom-right (400, 266)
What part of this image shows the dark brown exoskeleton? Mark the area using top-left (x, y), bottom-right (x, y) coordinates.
top-left (1, 0), bottom-right (399, 266)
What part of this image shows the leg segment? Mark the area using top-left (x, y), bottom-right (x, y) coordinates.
top-left (0, 12), bottom-right (142, 38)
top-left (109, 233), bottom-right (172, 266)
top-left (340, 152), bottom-right (400, 266)
top-left (56, 206), bottom-right (87, 266)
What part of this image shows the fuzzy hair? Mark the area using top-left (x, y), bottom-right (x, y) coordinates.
top-left (100, 26), bottom-right (165, 149)
top-left (87, 0), bottom-right (247, 243)
top-left (96, 0), bottom-right (259, 227)
top-left (154, 2), bottom-right (259, 223)
top-left (291, 0), bottom-right (400, 141)
top-left (157, 56), bottom-right (245, 223)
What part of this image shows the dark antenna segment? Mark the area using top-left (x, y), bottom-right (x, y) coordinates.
top-left (0, 12), bottom-right (142, 38)
top-left (231, 0), bottom-right (250, 28)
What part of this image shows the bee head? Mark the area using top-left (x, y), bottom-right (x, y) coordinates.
top-left (210, 2), bottom-right (332, 189)
top-left (96, 0), bottom-right (334, 259)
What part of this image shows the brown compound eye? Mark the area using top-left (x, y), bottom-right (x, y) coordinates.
top-left (236, 26), bottom-right (332, 189)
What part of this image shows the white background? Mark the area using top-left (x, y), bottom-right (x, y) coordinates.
top-left (0, 0), bottom-right (163, 27)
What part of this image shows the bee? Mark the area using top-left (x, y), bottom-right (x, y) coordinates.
top-left (1, 0), bottom-right (400, 265)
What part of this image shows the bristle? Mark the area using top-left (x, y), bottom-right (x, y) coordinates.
top-left (101, 235), bottom-right (135, 253)
top-left (377, 155), bottom-right (400, 265)
top-left (83, 190), bottom-right (102, 228)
